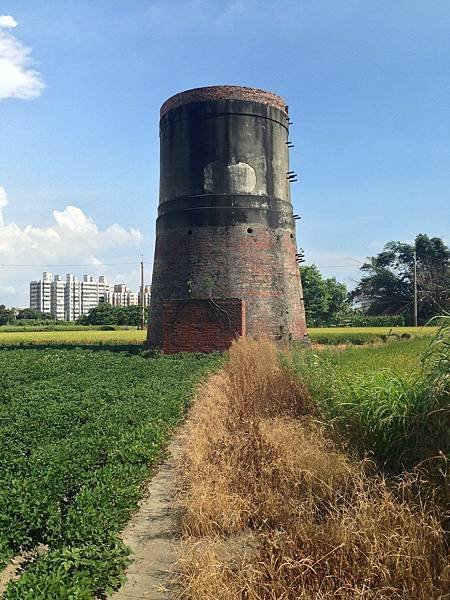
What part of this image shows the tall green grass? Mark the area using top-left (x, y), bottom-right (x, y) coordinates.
top-left (291, 328), bottom-right (449, 477)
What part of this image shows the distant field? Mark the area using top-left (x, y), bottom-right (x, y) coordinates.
top-left (307, 326), bottom-right (437, 345)
top-left (0, 328), bottom-right (147, 346)
top-left (0, 326), bottom-right (437, 347)
top-left (310, 326), bottom-right (436, 336)
top-left (0, 324), bottom-right (123, 332)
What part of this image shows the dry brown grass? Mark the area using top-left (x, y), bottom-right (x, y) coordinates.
top-left (178, 338), bottom-right (449, 599)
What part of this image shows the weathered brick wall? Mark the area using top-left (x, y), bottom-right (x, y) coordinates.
top-left (149, 225), bottom-right (307, 349)
top-left (162, 298), bottom-right (245, 354)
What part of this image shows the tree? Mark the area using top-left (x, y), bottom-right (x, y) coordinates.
top-left (300, 265), bottom-right (349, 327)
top-left (78, 303), bottom-right (116, 325)
top-left (16, 308), bottom-right (51, 320)
top-left (79, 303), bottom-right (148, 326)
top-left (351, 234), bottom-right (449, 323)
top-left (0, 305), bottom-right (14, 326)
top-left (115, 305), bottom-right (148, 326)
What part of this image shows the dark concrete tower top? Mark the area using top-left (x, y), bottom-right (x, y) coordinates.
top-left (160, 85), bottom-right (288, 117)
top-left (158, 84), bottom-right (293, 215)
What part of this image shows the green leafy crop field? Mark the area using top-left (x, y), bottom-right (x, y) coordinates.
top-left (0, 347), bottom-right (219, 598)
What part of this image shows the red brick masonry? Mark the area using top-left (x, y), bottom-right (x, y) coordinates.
top-left (162, 298), bottom-right (245, 354)
top-left (160, 85), bottom-right (288, 117)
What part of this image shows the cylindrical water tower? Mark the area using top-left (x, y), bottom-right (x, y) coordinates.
top-left (147, 85), bottom-right (307, 350)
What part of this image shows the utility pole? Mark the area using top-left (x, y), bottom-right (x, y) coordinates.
top-left (413, 249), bottom-right (418, 327)
top-left (140, 254), bottom-right (145, 330)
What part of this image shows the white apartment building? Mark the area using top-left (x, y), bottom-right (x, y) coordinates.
top-left (138, 285), bottom-right (151, 308)
top-left (80, 275), bottom-right (111, 315)
top-left (29, 281), bottom-right (41, 312)
top-left (30, 272), bottom-right (52, 314)
top-left (81, 275), bottom-right (100, 315)
top-left (50, 275), bottom-right (65, 321)
top-left (98, 276), bottom-right (109, 302)
top-left (106, 284), bottom-right (138, 307)
top-left (64, 274), bottom-right (81, 321)
top-left (30, 273), bottom-right (115, 321)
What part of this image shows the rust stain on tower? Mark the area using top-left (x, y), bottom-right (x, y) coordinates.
top-left (147, 85), bottom-right (307, 352)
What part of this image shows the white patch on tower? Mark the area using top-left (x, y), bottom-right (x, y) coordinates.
top-left (204, 161), bottom-right (257, 194)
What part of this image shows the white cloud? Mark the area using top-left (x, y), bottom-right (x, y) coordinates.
top-left (0, 15), bottom-right (17, 28)
top-left (0, 186), bottom-right (8, 225)
top-left (0, 15), bottom-right (45, 100)
top-left (0, 199), bottom-right (142, 261)
top-left (0, 187), bottom-right (143, 306)
top-left (0, 185), bottom-right (7, 206)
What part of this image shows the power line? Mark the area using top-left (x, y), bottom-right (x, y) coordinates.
top-left (1, 261), bottom-right (361, 269)
top-left (0, 261), bottom-right (153, 268)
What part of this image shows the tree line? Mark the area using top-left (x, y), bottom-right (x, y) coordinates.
top-left (0, 304), bottom-right (147, 327)
top-left (301, 234), bottom-right (449, 327)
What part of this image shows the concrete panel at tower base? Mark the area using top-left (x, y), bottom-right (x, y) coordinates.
top-left (147, 85), bottom-right (307, 351)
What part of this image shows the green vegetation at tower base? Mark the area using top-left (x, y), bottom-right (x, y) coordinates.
top-left (0, 348), bottom-right (220, 598)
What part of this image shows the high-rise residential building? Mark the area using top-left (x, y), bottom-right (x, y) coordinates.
top-left (50, 275), bottom-right (65, 321)
top-left (138, 285), bottom-right (151, 308)
top-left (113, 283), bottom-right (128, 294)
top-left (42, 272), bottom-right (52, 314)
top-left (64, 274), bottom-right (81, 321)
top-left (80, 275), bottom-right (105, 315)
top-left (29, 280), bottom-right (41, 313)
top-left (106, 284), bottom-right (139, 307)
top-left (98, 275), bottom-right (109, 303)
top-left (30, 273), bottom-right (118, 321)
top-left (30, 272), bottom-right (52, 314)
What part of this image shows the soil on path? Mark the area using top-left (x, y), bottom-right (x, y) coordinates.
top-left (0, 545), bottom-right (48, 597)
top-left (112, 439), bottom-right (181, 600)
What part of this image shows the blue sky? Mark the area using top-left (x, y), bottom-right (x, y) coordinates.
top-left (0, 0), bottom-right (449, 307)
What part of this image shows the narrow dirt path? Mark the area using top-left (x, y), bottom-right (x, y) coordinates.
top-left (112, 439), bottom-right (181, 600)
top-left (0, 545), bottom-right (48, 597)
top-left (0, 560), bottom-right (22, 596)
